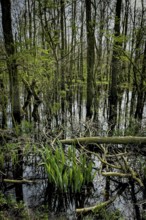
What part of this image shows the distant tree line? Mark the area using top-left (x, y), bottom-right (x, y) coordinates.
top-left (0, 0), bottom-right (145, 133)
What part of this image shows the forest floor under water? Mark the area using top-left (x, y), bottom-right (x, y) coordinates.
top-left (0, 89), bottom-right (146, 220)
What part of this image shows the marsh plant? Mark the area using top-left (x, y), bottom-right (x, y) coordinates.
top-left (40, 143), bottom-right (95, 193)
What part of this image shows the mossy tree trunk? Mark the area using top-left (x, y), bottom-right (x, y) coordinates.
top-left (59, 136), bottom-right (146, 145)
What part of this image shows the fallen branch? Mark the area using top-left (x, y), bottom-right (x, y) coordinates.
top-left (101, 171), bottom-right (143, 187)
top-left (76, 198), bottom-right (115, 214)
top-left (60, 136), bottom-right (146, 145)
top-left (122, 156), bottom-right (144, 187)
top-left (76, 183), bottom-right (128, 214)
top-left (79, 144), bottom-right (122, 170)
top-left (3, 179), bottom-right (35, 184)
top-left (101, 172), bottom-right (131, 177)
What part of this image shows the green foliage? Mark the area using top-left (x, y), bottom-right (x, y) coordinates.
top-left (119, 55), bottom-right (130, 62)
top-left (143, 166), bottom-right (146, 178)
top-left (0, 193), bottom-right (7, 207)
top-left (83, 208), bottom-right (124, 220)
top-left (51, 102), bottom-right (61, 114)
top-left (0, 149), bottom-right (4, 169)
top-left (21, 120), bottom-right (34, 134)
top-left (137, 156), bottom-right (146, 178)
top-left (0, 193), bottom-right (31, 220)
top-left (40, 144), bottom-right (95, 192)
top-left (0, 143), bottom-right (18, 167)
top-left (124, 119), bottom-right (142, 136)
top-left (114, 35), bottom-right (128, 44)
top-left (76, 79), bottom-right (83, 84)
top-left (98, 208), bottom-right (124, 220)
top-left (60, 90), bottom-right (66, 98)
top-left (0, 141), bottom-right (33, 172)
top-left (96, 80), bottom-right (108, 85)
top-left (16, 46), bottom-right (56, 98)
top-left (113, 116), bottom-right (143, 136)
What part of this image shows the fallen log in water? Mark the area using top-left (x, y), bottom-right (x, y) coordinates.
top-left (59, 136), bottom-right (146, 145)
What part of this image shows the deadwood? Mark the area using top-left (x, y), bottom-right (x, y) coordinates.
top-left (76, 183), bottom-right (128, 214)
top-left (3, 179), bottom-right (35, 184)
top-left (59, 136), bottom-right (146, 145)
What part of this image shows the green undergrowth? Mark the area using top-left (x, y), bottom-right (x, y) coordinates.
top-left (0, 196), bottom-right (48, 220)
top-left (0, 193), bottom-right (30, 220)
top-left (39, 143), bottom-right (95, 192)
top-left (0, 141), bottom-right (96, 219)
top-left (0, 140), bottom-right (95, 193)
top-left (83, 208), bottom-right (124, 220)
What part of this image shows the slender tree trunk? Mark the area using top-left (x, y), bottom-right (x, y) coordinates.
top-left (28, 0), bottom-right (32, 47)
top-left (1, 0), bottom-right (21, 126)
top-left (24, 0), bottom-right (28, 49)
top-left (60, 0), bottom-right (65, 92)
top-left (129, 0), bottom-right (145, 126)
top-left (69, 0), bottom-right (77, 83)
top-left (85, 0), bottom-right (95, 118)
top-left (135, 41), bottom-right (146, 120)
top-left (0, 79), bottom-right (7, 128)
top-left (130, 179), bottom-right (141, 220)
top-left (108, 0), bottom-right (122, 134)
top-left (134, 0), bottom-right (146, 121)
top-left (1, 0), bottom-right (23, 202)
top-left (79, 1), bottom-right (84, 81)
top-left (60, 0), bottom-right (66, 128)
top-left (12, 148), bottom-right (24, 202)
top-left (33, 0), bottom-right (36, 52)
top-left (97, 0), bottom-right (105, 81)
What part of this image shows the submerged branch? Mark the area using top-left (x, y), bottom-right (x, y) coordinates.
top-left (76, 199), bottom-right (115, 214)
top-left (76, 183), bottom-right (128, 214)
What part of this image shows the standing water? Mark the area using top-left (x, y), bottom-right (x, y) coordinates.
top-left (0, 87), bottom-right (146, 219)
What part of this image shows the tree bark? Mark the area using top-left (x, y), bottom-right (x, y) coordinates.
top-left (108, 0), bottom-right (122, 133)
top-left (135, 41), bottom-right (146, 120)
top-left (85, 0), bottom-right (95, 118)
top-left (0, 79), bottom-right (7, 128)
top-left (60, 0), bottom-right (66, 125)
top-left (1, 0), bottom-right (21, 125)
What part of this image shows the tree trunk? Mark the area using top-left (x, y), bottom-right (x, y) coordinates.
top-left (1, 0), bottom-right (23, 202)
top-left (60, 0), bottom-right (66, 127)
top-left (79, 1), bottom-right (84, 81)
top-left (135, 41), bottom-right (146, 120)
top-left (108, 0), bottom-right (122, 133)
top-left (1, 0), bottom-right (21, 126)
top-left (0, 79), bottom-right (7, 128)
top-left (85, 0), bottom-right (95, 118)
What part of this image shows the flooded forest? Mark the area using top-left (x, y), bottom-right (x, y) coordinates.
top-left (0, 0), bottom-right (146, 219)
